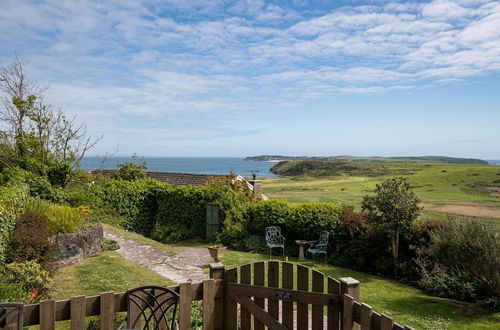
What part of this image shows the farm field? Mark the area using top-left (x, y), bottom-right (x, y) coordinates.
top-left (263, 162), bottom-right (500, 224)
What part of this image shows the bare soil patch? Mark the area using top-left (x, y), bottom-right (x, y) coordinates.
top-left (427, 205), bottom-right (500, 219)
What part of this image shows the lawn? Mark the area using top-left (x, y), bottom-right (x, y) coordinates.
top-left (51, 251), bottom-right (174, 300)
top-left (220, 250), bottom-right (500, 330)
top-left (263, 162), bottom-right (500, 225)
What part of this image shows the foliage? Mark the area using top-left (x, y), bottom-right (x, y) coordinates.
top-left (218, 199), bottom-right (341, 253)
top-left (418, 265), bottom-right (487, 302)
top-left (429, 216), bottom-right (500, 297)
top-left (94, 178), bottom-right (162, 234)
top-left (104, 238), bottom-right (120, 251)
top-left (2, 261), bottom-right (52, 303)
top-left (0, 276), bottom-right (26, 303)
top-left (362, 177), bottom-right (421, 277)
top-left (111, 154), bottom-right (148, 181)
top-left (46, 203), bottom-right (88, 234)
top-left (0, 167), bottom-right (58, 200)
top-left (6, 211), bottom-right (54, 265)
top-left (241, 235), bottom-right (268, 253)
top-left (0, 56), bottom-right (101, 171)
top-left (154, 178), bottom-right (253, 243)
top-left (191, 301), bottom-right (203, 329)
top-left (0, 185), bottom-right (28, 262)
top-left (249, 200), bottom-right (341, 241)
top-left (25, 199), bottom-right (88, 234)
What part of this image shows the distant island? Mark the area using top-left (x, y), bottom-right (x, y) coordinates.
top-left (245, 155), bottom-right (489, 165)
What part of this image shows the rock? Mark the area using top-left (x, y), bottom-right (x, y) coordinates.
top-left (52, 224), bottom-right (103, 268)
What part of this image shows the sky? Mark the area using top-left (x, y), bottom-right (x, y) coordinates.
top-left (1, 0), bottom-right (499, 158)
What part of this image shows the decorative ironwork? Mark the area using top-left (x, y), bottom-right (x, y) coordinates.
top-left (307, 231), bottom-right (329, 264)
top-left (265, 226), bottom-right (285, 259)
top-left (119, 285), bottom-right (179, 330)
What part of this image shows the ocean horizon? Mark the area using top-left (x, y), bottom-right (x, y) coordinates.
top-left (81, 156), bottom-right (278, 178)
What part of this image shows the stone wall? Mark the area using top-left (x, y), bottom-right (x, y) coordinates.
top-left (53, 224), bottom-right (103, 268)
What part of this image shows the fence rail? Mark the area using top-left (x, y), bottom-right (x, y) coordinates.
top-left (1, 262), bottom-right (415, 330)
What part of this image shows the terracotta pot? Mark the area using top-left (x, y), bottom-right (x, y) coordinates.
top-left (208, 246), bottom-right (227, 262)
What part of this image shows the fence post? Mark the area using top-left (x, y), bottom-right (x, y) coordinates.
top-left (179, 283), bottom-right (193, 330)
top-left (340, 277), bottom-right (360, 330)
top-left (209, 263), bottom-right (225, 330)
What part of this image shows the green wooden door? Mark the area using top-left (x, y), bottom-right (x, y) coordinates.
top-left (206, 203), bottom-right (219, 242)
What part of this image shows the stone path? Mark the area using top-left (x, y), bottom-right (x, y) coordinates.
top-left (104, 232), bottom-right (210, 284)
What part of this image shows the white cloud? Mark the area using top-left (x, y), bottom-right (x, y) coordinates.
top-left (1, 0), bottom-right (499, 150)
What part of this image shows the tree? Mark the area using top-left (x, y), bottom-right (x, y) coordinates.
top-left (361, 177), bottom-right (421, 277)
top-left (0, 56), bottom-right (102, 174)
top-left (112, 154), bottom-right (148, 181)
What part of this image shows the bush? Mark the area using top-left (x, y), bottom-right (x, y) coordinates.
top-left (24, 199), bottom-right (87, 234)
top-left (46, 203), bottom-right (87, 234)
top-left (0, 167), bottom-right (58, 201)
top-left (93, 178), bottom-right (162, 234)
top-left (0, 185), bottom-right (28, 262)
top-left (418, 265), bottom-right (487, 302)
top-left (242, 235), bottom-right (268, 253)
top-left (430, 216), bottom-right (500, 297)
top-left (6, 211), bottom-right (55, 265)
top-left (2, 261), bottom-right (52, 303)
top-left (0, 276), bottom-right (26, 303)
top-left (104, 238), bottom-right (120, 251)
top-left (111, 158), bottom-right (148, 181)
top-left (47, 162), bottom-right (73, 187)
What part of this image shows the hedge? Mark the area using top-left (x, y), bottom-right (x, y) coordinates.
top-left (217, 199), bottom-right (342, 250)
top-left (0, 185), bottom-right (28, 262)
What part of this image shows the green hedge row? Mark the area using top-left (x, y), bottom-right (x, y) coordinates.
top-left (0, 185), bottom-right (29, 262)
top-left (217, 200), bottom-right (342, 249)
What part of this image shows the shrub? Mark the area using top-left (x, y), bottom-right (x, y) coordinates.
top-left (248, 200), bottom-right (341, 243)
top-left (242, 235), bottom-right (268, 253)
top-left (93, 178), bottom-right (162, 234)
top-left (418, 265), bottom-right (487, 302)
top-left (104, 238), bottom-right (120, 251)
top-left (25, 199), bottom-right (87, 234)
top-left (2, 261), bottom-right (52, 303)
top-left (6, 211), bottom-right (55, 265)
top-left (0, 276), bottom-right (26, 303)
top-left (0, 167), bottom-right (57, 200)
top-left (46, 203), bottom-right (87, 234)
top-left (429, 216), bottom-right (500, 297)
top-left (0, 185), bottom-right (28, 262)
top-left (111, 156), bottom-right (148, 181)
top-left (47, 162), bottom-right (73, 187)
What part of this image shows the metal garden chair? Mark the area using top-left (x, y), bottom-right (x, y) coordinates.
top-left (118, 285), bottom-right (180, 330)
top-left (307, 231), bottom-right (329, 265)
top-left (0, 302), bottom-right (23, 330)
top-left (265, 226), bottom-right (285, 259)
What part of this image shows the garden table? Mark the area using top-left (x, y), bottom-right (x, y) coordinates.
top-left (295, 240), bottom-right (308, 261)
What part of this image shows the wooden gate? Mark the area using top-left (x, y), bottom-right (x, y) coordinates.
top-left (225, 261), bottom-right (344, 330)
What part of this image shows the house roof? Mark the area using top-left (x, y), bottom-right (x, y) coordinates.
top-left (90, 169), bottom-right (229, 186)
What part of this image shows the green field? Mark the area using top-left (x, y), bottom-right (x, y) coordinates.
top-left (263, 162), bottom-right (500, 224)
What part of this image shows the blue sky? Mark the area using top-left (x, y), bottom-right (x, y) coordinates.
top-left (1, 0), bottom-right (499, 158)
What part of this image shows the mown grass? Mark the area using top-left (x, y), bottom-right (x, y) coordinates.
top-left (101, 223), bottom-right (181, 255)
top-left (220, 250), bottom-right (500, 330)
top-left (51, 251), bottom-right (174, 300)
top-left (264, 162), bottom-right (500, 224)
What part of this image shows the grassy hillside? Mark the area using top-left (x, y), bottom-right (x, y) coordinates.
top-left (263, 162), bottom-right (500, 224)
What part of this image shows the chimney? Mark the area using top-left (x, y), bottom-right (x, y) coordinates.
top-left (248, 174), bottom-right (262, 200)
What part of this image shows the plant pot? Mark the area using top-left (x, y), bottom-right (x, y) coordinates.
top-left (208, 246), bottom-right (227, 262)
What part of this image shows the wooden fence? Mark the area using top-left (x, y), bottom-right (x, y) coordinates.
top-left (1, 261), bottom-right (415, 330)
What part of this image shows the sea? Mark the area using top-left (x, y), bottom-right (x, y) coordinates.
top-left (81, 157), bottom-right (278, 178)
top-left (488, 160), bottom-right (500, 165)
